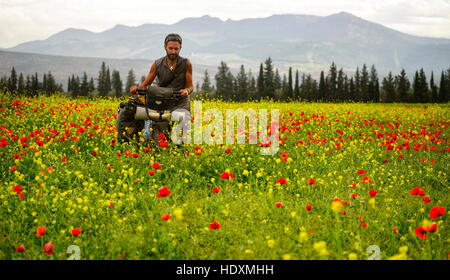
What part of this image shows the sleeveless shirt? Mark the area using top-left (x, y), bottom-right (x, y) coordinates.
top-left (154, 56), bottom-right (189, 90)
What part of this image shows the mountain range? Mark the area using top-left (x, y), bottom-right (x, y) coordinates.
top-left (1, 12), bottom-right (449, 88)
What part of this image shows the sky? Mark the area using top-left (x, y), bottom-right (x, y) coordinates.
top-left (1, 0), bottom-right (449, 48)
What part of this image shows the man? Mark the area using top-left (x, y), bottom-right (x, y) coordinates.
top-left (130, 33), bottom-right (193, 111)
top-left (117, 33), bottom-right (193, 144)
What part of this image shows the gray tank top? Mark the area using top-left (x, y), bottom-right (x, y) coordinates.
top-left (155, 56), bottom-right (189, 90)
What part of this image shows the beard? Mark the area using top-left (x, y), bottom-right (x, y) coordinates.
top-left (167, 53), bottom-right (178, 61)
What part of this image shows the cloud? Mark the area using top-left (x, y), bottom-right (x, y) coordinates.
top-left (0, 0), bottom-right (449, 48)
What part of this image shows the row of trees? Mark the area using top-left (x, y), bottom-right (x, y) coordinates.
top-left (196, 58), bottom-right (449, 103)
top-left (2, 60), bottom-right (449, 103)
top-left (0, 67), bottom-right (63, 96)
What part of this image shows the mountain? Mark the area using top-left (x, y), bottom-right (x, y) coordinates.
top-left (3, 12), bottom-right (450, 82)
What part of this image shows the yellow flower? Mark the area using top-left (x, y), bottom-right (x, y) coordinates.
top-left (348, 253), bottom-right (358, 260)
top-left (173, 208), bottom-right (183, 221)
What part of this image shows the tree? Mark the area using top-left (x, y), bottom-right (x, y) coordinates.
top-left (9, 67), bottom-right (17, 92)
top-left (88, 77), bottom-right (95, 93)
top-left (413, 68), bottom-right (428, 103)
top-left (111, 70), bottom-right (122, 98)
top-left (336, 68), bottom-right (345, 102)
top-left (349, 77), bottom-right (355, 101)
top-left (354, 67), bottom-right (361, 102)
top-left (294, 70), bottom-right (300, 100)
top-left (430, 72), bottom-right (438, 103)
top-left (274, 68), bottom-right (282, 92)
top-left (263, 57), bottom-right (275, 99)
top-left (215, 61), bottom-right (234, 101)
top-left (287, 67), bottom-right (293, 100)
top-left (236, 65), bottom-right (248, 102)
top-left (360, 64), bottom-right (370, 102)
top-left (382, 72), bottom-right (396, 103)
top-left (201, 70), bottom-right (212, 93)
top-left (18, 73), bottom-right (25, 94)
top-left (125, 69), bottom-right (136, 96)
top-left (326, 62), bottom-right (337, 101)
top-left (396, 69), bottom-right (410, 103)
top-left (318, 71), bottom-right (326, 101)
top-left (247, 70), bottom-right (256, 101)
top-left (256, 63), bottom-right (264, 100)
top-left (80, 72), bottom-right (89, 97)
top-left (439, 71), bottom-right (448, 102)
top-left (369, 65), bottom-right (380, 102)
top-left (98, 62), bottom-right (109, 97)
top-left (105, 67), bottom-right (111, 95)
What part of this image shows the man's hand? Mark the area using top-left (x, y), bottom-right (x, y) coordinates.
top-left (180, 88), bottom-right (190, 98)
top-left (130, 85), bottom-right (138, 94)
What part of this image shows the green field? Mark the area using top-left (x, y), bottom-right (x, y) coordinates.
top-left (0, 90), bottom-right (449, 260)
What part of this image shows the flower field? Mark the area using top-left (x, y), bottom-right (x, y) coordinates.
top-left (0, 90), bottom-right (449, 260)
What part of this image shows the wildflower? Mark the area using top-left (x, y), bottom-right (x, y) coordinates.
top-left (276, 178), bottom-right (287, 185)
top-left (422, 197), bottom-right (431, 204)
top-left (362, 176), bottom-right (372, 183)
top-left (306, 205), bottom-right (312, 211)
top-left (351, 193), bottom-right (358, 199)
top-left (44, 241), bottom-right (54, 256)
top-left (12, 185), bottom-right (22, 193)
top-left (131, 153), bottom-right (139, 158)
top-left (276, 202), bottom-right (283, 208)
top-left (152, 162), bottom-right (162, 169)
top-left (369, 190), bottom-right (378, 198)
top-left (220, 171), bottom-right (234, 180)
top-left (307, 178), bottom-right (315, 185)
top-left (209, 220), bottom-right (221, 230)
top-left (429, 206), bottom-right (445, 219)
top-left (212, 187), bottom-right (221, 194)
top-left (147, 170), bottom-right (155, 176)
top-left (361, 223), bottom-right (367, 228)
top-left (161, 214), bottom-right (171, 221)
top-left (157, 186), bottom-right (171, 198)
top-left (36, 226), bottom-right (46, 237)
top-left (414, 226), bottom-right (428, 240)
top-left (11, 166), bottom-right (17, 172)
top-left (357, 169), bottom-right (365, 175)
top-left (331, 199), bottom-right (343, 213)
top-left (313, 241), bottom-right (329, 257)
top-left (16, 244), bottom-right (25, 253)
top-left (225, 148), bottom-right (231, 153)
top-left (394, 228), bottom-right (398, 234)
top-left (71, 228), bottom-right (81, 237)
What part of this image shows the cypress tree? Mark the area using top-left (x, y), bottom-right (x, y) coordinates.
top-left (201, 70), bottom-right (211, 93)
top-left (336, 68), bottom-right (345, 102)
top-left (370, 65), bottom-right (379, 102)
top-left (430, 72), bottom-right (438, 103)
top-left (257, 63), bottom-right (264, 100)
top-left (247, 70), bottom-right (256, 101)
top-left (318, 71), bottom-right (326, 101)
top-left (382, 72), bottom-right (396, 103)
top-left (294, 70), bottom-right (300, 100)
top-left (326, 62), bottom-right (337, 101)
top-left (287, 67), bottom-right (293, 100)
top-left (274, 68), bottom-right (282, 92)
top-left (9, 67), bottom-right (17, 92)
top-left (360, 64), bottom-right (369, 102)
top-left (438, 71), bottom-right (447, 102)
top-left (18, 73), bottom-right (25, 94)
top-left (88, 77), bottom-right (95, 93)
top-left (80, 72), bottom-right (89, 97)
top-left (236, 65), bottom-right (248, 102)
top-left (354, 67), bottom-right (361, 102)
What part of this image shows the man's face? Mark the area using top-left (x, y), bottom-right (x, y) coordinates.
top-left (165, 41), bottom-right (181, 61)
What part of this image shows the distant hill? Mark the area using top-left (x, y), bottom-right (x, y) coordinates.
top-left (6, 12), bottom-right (450, 76)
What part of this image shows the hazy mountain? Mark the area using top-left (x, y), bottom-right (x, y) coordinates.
top-left (3, 12), bottom-right (450, 85)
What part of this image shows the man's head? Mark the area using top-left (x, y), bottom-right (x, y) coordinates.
top-left (164, 33), bottom-right (182, 61)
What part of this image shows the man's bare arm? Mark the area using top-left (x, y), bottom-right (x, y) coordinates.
top-left (130, 63), bottom-right (156, 94)
top-left (180, 61), bottom-right (193, 98)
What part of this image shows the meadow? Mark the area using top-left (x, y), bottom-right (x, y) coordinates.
top-left (0, 90), bottom-right (448, 260)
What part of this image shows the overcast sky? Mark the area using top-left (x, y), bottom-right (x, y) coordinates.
top-left (1, 0), bottom-right (449, 48)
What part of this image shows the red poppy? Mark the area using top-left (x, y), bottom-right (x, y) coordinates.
top-left (362, 176), bottom-right (372, 183)
top-left (147, 170), bottom-right (155, 176)
top-left (161, 214), bottom-right (171, 221)
top-left (276, 178), bottom-right (287, 185)
top-left (16, 244), bottom-right (25, 252)
top-left (116, 152), bottom-right (121, 157)
top-left (36, 226), bottom-right (46, 237)
top-left (131, 153), bottom-right (139, 158)
top-left (382, 158), bottom-right (388, 164)
top-left (11, 166), bottom-right (17, 172)
top-left (209, 220), bottom-right (221, 230)
top-left (357, 169), bottom-right (365, 175)
top-left (157, 186), bottom-right (171, 198)
top-left (369, 190), bottom-right (378, 198)
top-left (414, 226), bottom-right (428, 240)
top-left (410, 187), bottom-right (421, 196)
top-left (305, 205), bottom-right (312, 211)
top-left (18, 192), bottom-right (24, 200)
top-left (14, 153), bottom-right (20, 159)
top-left (12, 185), bottom-right (22, 193)
top-left (275, 202), bottom-right (283, 208)
top-left (108, 202), bottom-right (113, 207)
top-left (422, 224), bottom-right (437, 233)
top-left (361, 223), bottom-right (367, 228)
top-left (152, 162), bottom-right (162, 169)
top-left (307, 178), bottom-right (315, 185)
top-left (422, 196), bottom-right (431, 204)
top-left (91, 151), bottom-right (97, 156)
top-left (225, 148), bottom-right (231, 153)
top-left (72, 228), bottom-right (81, 237)
top-left (351, 193), bottom-right (358, 199)
top-left (44, 241), bottom-right (54, 256)
top-left (62, 156), bottom-right (67, 162)
top-left (220, 172), bottom-right (234, 180)
top-left (429, 206), bottom-right (445, 219)
top-left (212, 187), bottom-right (221, 194)
top-left (393, 228), bottom-right (398, 234)
top-left (160, 141), bottom-right (168, 148)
